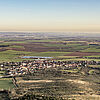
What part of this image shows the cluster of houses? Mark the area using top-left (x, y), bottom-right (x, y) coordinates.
top-left (0, 60), bottom-right (100, 77)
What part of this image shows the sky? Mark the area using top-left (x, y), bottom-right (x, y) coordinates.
top-left (0, 0), bottom-right (100, 32)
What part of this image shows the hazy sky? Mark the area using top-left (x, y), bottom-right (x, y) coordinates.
top-left (0, 0), bottom-right (100, 32)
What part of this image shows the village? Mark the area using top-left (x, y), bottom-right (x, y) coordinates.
top-left (0, 58), bottom-right (100, 77)
top-left (0, 58), bottom-right (100, 99)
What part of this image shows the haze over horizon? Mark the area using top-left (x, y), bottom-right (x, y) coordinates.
top-left (0, 0), bottom-right (100, 32)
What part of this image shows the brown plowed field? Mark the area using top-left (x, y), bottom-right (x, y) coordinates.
top-left (14, 43), bottom-right (60, 52)
top-left (14, 43), bottom-right (71, 52)
top-left (65, 52), bottom-right (100, 57)
top-left (0, 48), bottom-right (7, 51)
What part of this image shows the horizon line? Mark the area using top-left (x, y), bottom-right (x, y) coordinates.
top-left (0, 31), bottom-right (100, 33)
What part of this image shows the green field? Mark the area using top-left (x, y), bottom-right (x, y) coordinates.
top-left (81, 48), bottom-right (100, 52)
top-left (31, 51), bottom-right (72, 57)
top-left (0, 50), bottom-right (34, 62)
top-left (0, 49), bottom-right (72, 62)
top-left (57, 58), bottom-right (100, 61)
top-left (27, 39), bottom-right (58, 42)
top-left (9, 45), bottom-right (24, 49)
top-left (0, 78), bottom-right (14, 90)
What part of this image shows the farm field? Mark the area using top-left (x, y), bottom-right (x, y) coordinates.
top-left (0, 38), bottom-right (100, 62)
top-left (0, 78), bottom-right (14, 90)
